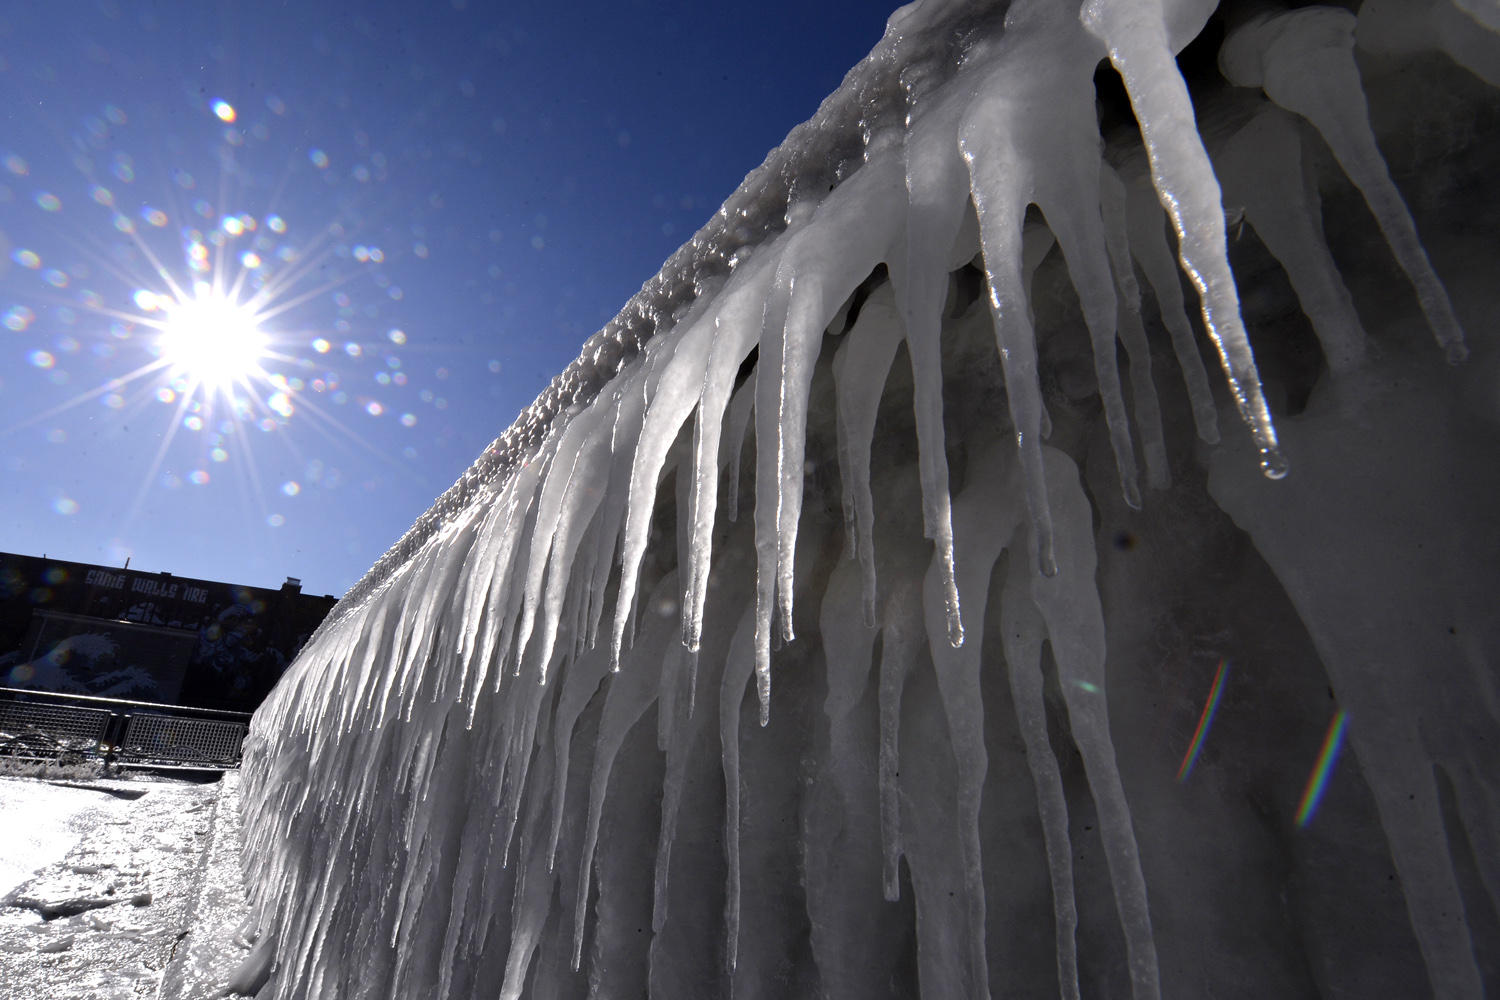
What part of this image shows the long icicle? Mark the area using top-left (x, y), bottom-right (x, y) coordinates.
top-left (1083, 0), bottom-right (1288, 479)
top-left (1001, 530), bottom-right (1082, 1000)
top-left (719, 601), bottom-right (758, 970)
top-left (767, 150), bottom-right (909, 682)
top-left (922, 438), bottom-right (1024, 998)
top-left (902, 87), bottom-right (973, 645)
top-left (1219, 5), bottom-right (1467, 363)
top-left (877, 574), bottom-right (926, 900)
top-left (1031, 446), bottom-right (1161, 1000)
top-left (1100, 160), bottom-right (1171, 489)
top-left (831, 282), bottom-right (907, 628)
top-left (1117, 155), bottom-right (1221, 444)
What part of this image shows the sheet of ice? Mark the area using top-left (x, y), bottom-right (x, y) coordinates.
top-left (1209, 374), bottom-right (1498, 1000)
top-left (0, 778), bottom-right (126, 898)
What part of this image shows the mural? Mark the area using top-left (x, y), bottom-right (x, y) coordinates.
top-left (0, 552), bottom-right (337, 709)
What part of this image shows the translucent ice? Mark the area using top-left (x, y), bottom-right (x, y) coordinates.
top-left (1219, 5), bottom-right (1468, 362)
top-left (236, 2), bottom-right (1496, 998)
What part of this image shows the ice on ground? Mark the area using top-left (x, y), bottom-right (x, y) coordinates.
top-left (0, 777), bottom-right (127, 899)
top-left (0, 774), bottom-right (251, 1000)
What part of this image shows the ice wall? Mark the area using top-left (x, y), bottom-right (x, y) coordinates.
top-left (237, 0), bottom-right (1500, 997)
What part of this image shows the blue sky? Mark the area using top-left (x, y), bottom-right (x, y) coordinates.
top-left (0, 1), bottom-right (896, 597)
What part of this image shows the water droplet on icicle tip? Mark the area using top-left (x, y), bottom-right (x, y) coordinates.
top-left (1260, 444), bottom-right (1289, 480)
top-left (941, 558), bottom-right (964, 648)
top-left (947, 611), bottom-right (965, 648)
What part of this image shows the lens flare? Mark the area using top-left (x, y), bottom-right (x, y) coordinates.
top-left (1177, 658), bottom-right (1229, 783)
top-left (158, 287), bottom-right (267, 390)
top-left (1296, 709), bottom-right (1348, 827)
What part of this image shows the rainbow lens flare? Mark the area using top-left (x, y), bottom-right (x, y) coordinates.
top-left (1296, 709), bottom-right (1348, 827)
top-left (1177, 658), bottom-right (1229, 783)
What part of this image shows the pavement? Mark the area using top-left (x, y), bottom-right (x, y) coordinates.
top-left (0, 771), bottom-right (254, 1000)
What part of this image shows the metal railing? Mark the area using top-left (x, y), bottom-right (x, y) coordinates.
top-left (0, 686), bottom-right (252, 770)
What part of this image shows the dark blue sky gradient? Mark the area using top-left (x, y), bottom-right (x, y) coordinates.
top-left (0, 1), bottom-right (896, 596)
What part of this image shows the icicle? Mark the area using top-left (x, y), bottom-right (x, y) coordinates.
top-left (1207, 387), bottom-right (1494, 1000)
top-left (572, 571), bottom-right (677, 969)
top-left (1083, 0), bottom-right (1288, 478)
top-left (484, 445), bottom-right (557, 681)
top-left (499, 709), bottom-right (558, 1000)
top-left (832, 333), bottom-right (857, 562)
top-left (962, 131), bottom-right (1059, 575)
top-left (820, 555), bottom-right (880, 730)
top-left (1452, 0), bottom-right (1500, 31)
top-left (921, 439), bottom-right (1024, 998)
top-left (1029, 445), bottom-right (1161, 1000)
top-left (513, 400), bottom-right (613, 682)
top-left (718, 602), bottom-right (758, 970)
top-left (723, 370), bottom-right (756, 525)
top-left (903, 86), bottom-right (971, 645)
top-left (584, 369), bottom-right (652, 652)
top-left (1214, 105), bottom-right (1369, 378)
top-left (546, 642), bottom-right (612, 872)
top-left (454, 488), bottom-right (515, 672)
top-left (1358, 0), bottom-right (1500, 88)
top-left (624, 244), bottom-right (783, 667)
top-left (1100, 161), bottom-right (1171, 489)
top-left (651, 651), bottom-right (692, 930)
top-left (831, 283), bottom-right (906, 628)
top-left (889, 632), bottom-right (973, 1000)
top-left (1219, 5), bottom-right (1468, 363)
top-left (961, 0), bottom-right (1145, 525)
top-left (1000, 530), bottom-right (1081, 1000)
top-left (655, 527), bottom-right (754, 939)
top-left (609, 305), bottom-right (723, 668)
top-left (234, 2), bottom-right (1497, 996)
top-left (750, 150), bottom-right (909, 718)
top-left (497, 632), bottom-right (563, 864)
top-left (877, 574), bottom-right (926, 900)
top-left (1117, 156), bottom-right (1221, 444)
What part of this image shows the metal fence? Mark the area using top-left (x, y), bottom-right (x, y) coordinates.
top-left (0, 686), bottom-right (252, 770)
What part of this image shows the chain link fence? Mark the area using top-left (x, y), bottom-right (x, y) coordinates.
top-left (0, 686), bottom-right (252, 770)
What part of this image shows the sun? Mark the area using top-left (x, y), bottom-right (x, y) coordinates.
top-left (154, 284), bottom-right (268, 391)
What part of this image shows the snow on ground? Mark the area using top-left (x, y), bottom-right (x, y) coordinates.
top-left (0, 772), bottom-right (252, 1000)
top-left (0, 777), bottom-right (131, 900)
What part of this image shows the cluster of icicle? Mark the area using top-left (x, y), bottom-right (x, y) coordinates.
top-left (237, 0), bottom-right (1494, 997)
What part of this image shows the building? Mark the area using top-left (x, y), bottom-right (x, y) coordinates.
top-left (0, 551), bottom-right (338, 712)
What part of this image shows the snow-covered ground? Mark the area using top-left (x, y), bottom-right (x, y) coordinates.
top-left (0, 772), bottom-right (252, 1000)
top-left (0, 777), bottom-right (131, 901)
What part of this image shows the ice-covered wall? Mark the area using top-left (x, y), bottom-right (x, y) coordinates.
top-left (237, 0), bottom-right (1500, 997)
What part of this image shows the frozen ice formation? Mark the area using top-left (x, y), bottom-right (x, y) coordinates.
top-left (238, 0), bottom-right (1499, 998)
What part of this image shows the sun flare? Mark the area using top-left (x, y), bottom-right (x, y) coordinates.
top-left (155, 285), bottom-right (268, 391)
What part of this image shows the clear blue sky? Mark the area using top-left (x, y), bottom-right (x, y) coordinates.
top-left (0, 0), bottom-right (897, 598)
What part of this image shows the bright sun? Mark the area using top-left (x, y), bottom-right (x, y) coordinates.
top-left (157, 286), bottom-right (268, 390)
